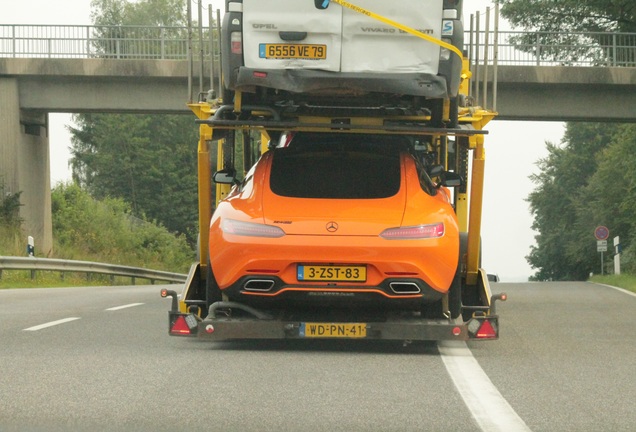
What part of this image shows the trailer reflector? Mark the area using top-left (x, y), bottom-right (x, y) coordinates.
top-left (171, 316), bottom-right (191, 335)
top-left (475, 320), bottom-right (497, 339)
top-left (170, 314), bottom-right (199, 336)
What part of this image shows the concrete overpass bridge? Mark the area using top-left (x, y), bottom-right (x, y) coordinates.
top-left (1, 24), bottom-right (635, 253)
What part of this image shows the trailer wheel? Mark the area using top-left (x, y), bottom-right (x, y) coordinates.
top-left (447, 265), bottom-right (462, 319)
top-left (421, 251), bottom-right (462, 319)
top-left (206, 259), bottom-right (222, 309)
top-left (460, 233), bottom-right (483, 322)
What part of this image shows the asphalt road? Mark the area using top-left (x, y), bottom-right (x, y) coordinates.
top-left (0, 282), bottom-right (634, 431)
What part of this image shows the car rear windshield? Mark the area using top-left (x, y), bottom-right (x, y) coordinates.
top-left (269, 133), bottom-right (404, 199)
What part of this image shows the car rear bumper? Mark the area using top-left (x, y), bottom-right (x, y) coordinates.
top-left (234, 67), bottom-right (452, 99)
top-left (209, 231), bottom-right (459, 306)
top-left (221, 274), bottom-right (444, 310)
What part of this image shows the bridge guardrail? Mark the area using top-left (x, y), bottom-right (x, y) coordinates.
top-left (0, 24), bottom-right (217, 60)
top-left (0, 24), bottom-right (634, 67)
top-left (472, 30), bottom-right (636, 67)
top-left (0, 256), bottom-right (187, 285)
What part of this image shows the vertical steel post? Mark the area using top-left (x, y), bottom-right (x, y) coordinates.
top-left (482, 7), bottom-right (490, 109)
top-left (187, 1), bottom-right (193, 102)
top-left (197, 0), bottom-right (204, 96)
top-left (493, 3), bottom-right (499, 112)
top-left (466, 135), bottom-right (486, 286)
top-left (601, 251), bottom-right (604, 276)
top-left (469, 14), bottom-right (474, 99)
top-left (536, 32), bottom-right (541, 66)
top-left (86, 26), bottom-right (90, 57)
top-left (209, 6), bottom-right (215, 93)
top-left (160, 27), bottom-right (165, 59)
top-left (216, 9), bottom-right (223, 96)
top-left (474, 14), bottom-right (481, 105)
top-left (197, 124), bottom-right (212, 267)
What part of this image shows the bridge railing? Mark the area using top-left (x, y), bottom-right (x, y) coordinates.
top-left (473, 30), bottom-right (636, 67)
top-left (0, 24), bottom-right (213, 60)
top-left (1, 24), bottom-right (634, 67)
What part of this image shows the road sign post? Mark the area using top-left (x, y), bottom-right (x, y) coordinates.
top-left (595, 226), bottom-right (609, 276)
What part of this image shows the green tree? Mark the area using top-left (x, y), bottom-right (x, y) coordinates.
top-left (71, 0), bottom-right (201, 242)
top-left (526, 123), bottom-right (615, 280)
top-left (496, 0), bottom-right (636, 65)
top-left (0, 178), bottom-right (23, 255)
top-left (574, 124), bottom-right (636, 273)
top-left (70, 113), bottom-right (199, 241)
top-left (497, 0), bottom-right (636, 33)
top-left (90, 0), bottom-right (187, 27)
top-left (526, 123), bottom-right (636, 280)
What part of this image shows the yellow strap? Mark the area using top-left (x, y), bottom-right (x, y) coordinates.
top-left (329, 0), bottom-right (464, 60)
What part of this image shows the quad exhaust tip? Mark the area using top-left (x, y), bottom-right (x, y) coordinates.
top-left (244, 279), bottom-right (276, 292)
top-left (389, 282), bottom-right (421, 294)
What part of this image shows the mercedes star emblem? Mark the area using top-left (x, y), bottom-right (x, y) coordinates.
top-left (326, 222), bottom-right (339, 232)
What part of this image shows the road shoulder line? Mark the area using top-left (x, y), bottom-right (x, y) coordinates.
top-left (438, 341), bottom-right (532, 432)
top-left (592, 283), bottom-right (636, 298)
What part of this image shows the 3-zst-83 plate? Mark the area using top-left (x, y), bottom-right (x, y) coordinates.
top-left (297, 265), bottom-right (366, 282)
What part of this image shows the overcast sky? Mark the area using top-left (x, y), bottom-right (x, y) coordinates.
top-left (3, 0), bottom-right (564, 281)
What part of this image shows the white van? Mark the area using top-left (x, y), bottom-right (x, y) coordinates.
top-left (221, 0), bottom-right (464, 123)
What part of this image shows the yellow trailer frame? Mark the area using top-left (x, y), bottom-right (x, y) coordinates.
top-left (186, 100), bottom-right (495, 314)
top-left (167, 0), bottom-right (503, 333)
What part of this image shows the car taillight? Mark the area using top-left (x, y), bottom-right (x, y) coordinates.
top-left (439, 37), bottom-right (452, 60)
top-left (380, 223), bottom-right (445, 240)
top-left (221, 219), bottom-right (285, 238)
top-left (231, 32), bottom-right (242, 54)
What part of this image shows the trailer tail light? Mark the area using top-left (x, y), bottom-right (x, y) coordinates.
top-left (476, 320), bottom-right (497, 339)
top-left (468, 318), bottom-right (499, 339)
top-left (380, 223), bottom-right (444, 240)
top-left (171, 316), bottom-right (191, 335)
top-left (439, 38), bottom-right (453, 61)
top-left (169, 314), bottom-right (198, 336)
top-left (231, 32), bottom-right (242, 54)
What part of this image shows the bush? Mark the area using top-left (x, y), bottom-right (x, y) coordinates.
top-left (0, 178), bottom-right (23, 256)
top-left (51, 183), bottom-right (193, 272)
top-left (619, 244), bottom-right (636, 275)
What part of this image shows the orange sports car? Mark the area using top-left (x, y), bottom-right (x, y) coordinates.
top-left (207, 132), bottom-right (462, 318)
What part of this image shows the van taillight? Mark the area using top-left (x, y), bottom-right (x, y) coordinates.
top-left (231, 32), bottom-right (242, 54)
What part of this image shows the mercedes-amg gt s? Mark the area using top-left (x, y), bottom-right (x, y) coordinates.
top-left (207, 132), bottom-right (462, 317)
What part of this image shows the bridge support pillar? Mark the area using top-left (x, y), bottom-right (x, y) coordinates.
top-left (0, 78), bottom-right (53, 255)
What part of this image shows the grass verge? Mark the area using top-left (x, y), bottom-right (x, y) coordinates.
top-left (0, 270), bottom-right (182, 289)
top-left (589, 274), bottom-right (636, 294)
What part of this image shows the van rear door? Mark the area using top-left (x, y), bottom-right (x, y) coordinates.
top-left (242, 0), bottom-right (342, 72)
top-left (340, 0), bottom-right (443, 74)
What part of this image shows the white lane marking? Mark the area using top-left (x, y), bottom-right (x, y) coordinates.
top-left (438, 341), bottom-right (532, 432)
top-left (594, 283), bottom-right (636, 298)
top-left (23, 317), bottom-right (81, 331)
top-left (105, 303), bottom-right (145, 311)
